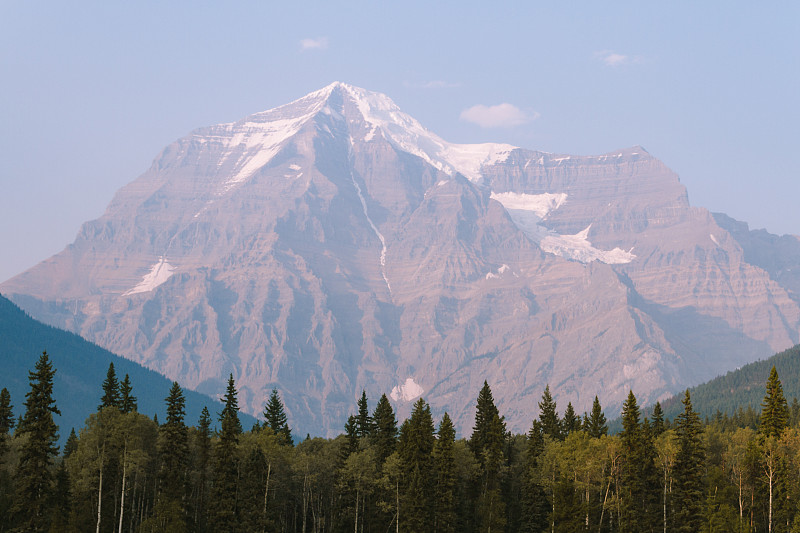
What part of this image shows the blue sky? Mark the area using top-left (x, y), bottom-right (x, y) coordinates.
top-left (1, 1), bottom-right (798, 282)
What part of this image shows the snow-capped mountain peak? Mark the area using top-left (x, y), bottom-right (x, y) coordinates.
top-left (196, 82), bottom-right (516, 191)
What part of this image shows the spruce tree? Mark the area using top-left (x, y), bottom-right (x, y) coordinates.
top-left (672, 390), bottom-right (705, 532)
top-left (470, 380), bottom-right (502, 462)
top-left (13, 351), bottom-right (61, 531)
top-left (63, 427), bottom-right (78, 459)
top-left (521, 421), bottom-right (549, 532)
top-left (194, 407), bottom-right (212, 531)
top-left (538, 385), bottom-right (561, 440)
top-left (398, 398), bottom-right (436, 531)
top-left (356, 390), bottom-right (373, 439)
top-left (119, 374), bottom-right (137, 413)
top-left (370, 393), bottom-right (397, 464)
top-left (211, 374), bottom-right (242, 531)
top-left (651, 401), bottom-right (665, 436)
top-left (619, 390), bottom-right (660, 532)
top-left (99, 362), bottom-right (120, 410)
top-left (468, 382), bottom-right (507, 532)
top-left (760, 366), bottom-right (789, 439)
top-left (433, 413), bottom-right (456, 533)
top-left (159, 382), bottom-right (189, 503)
top-left (561, 402), bottom-right (580, 436)
top-left (343, 415), bottom-right (359, 457)
top-left (586, 395), bottom-right (608, 438)
top-left (263, 388), bottom-right (292, 445)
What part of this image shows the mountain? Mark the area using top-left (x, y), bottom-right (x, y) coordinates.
top-left (2, 82), bottom-right (799, 437)
top-left (0, 294), bottom-right (254, 444)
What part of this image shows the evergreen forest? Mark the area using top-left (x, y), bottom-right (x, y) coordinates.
top-left (2, 351), bottom-right (800, 532)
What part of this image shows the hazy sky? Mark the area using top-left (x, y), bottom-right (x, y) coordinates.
top-left (1, 2), bottom-right (798, 282)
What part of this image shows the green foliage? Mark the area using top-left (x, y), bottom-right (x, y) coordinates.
top-left (356, 390), bottom-right (373, 439)
top-left (658, 343), bottom-right (800, 422)
top-left (119, 373), bottom-right (137, 414)
top-left (538, 385), bottom-right (561, 440)
top-left (3, 344), bottom-right (800, 531)
top-left (13, 351), bottom-right (61, 531)
top-left (159, 382), bottom-right (189, 504)
top-left (585, 395), bottom-right (608, 438)
top-left (760, 365), bottom-right (789, 438)
top-left (263, 388), bottom-right (292, 446)
top-left (99, 362), bottom-right (120, 411)
top-left (398, 398), bottom-right (435, 530)
top-left (0, 388), bottom-right (13, 461)
top-left (433, 413), bottom-right (456, 533)
top-left (370, 393), bottom-right (397, 464)
top-left (561, 402), bottom-right (581, 437)
top-left (210, 374), bottom-right (242, 531)
top-left (673, 390), bottom-right (706, 532)
top-left (651, 401), bottom-right (665, 436)
top-left (0, 294), bottom-right (254, 448)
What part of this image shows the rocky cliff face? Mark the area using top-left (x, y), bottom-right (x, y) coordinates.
top-left (3, 83), bottom-right (798, 436)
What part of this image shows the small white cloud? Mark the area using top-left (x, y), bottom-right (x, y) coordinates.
top-left (300, 37), bottom-right (329, 51)
top-left (594, 50), bottom-right (641, 67)
top-left (460, 103), bottom-right (535, 128)
top-left (404, 80), bottom-right (461, 89)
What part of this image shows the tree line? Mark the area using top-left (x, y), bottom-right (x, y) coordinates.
top-left (1, 351), bottom-right (800, 532)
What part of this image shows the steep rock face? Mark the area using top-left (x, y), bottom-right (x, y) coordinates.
top-left (3, 83), bottom-right (799, 436)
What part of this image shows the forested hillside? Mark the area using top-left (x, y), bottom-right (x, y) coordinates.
top-left (657, 344), bottom-right (800, 422)
top-left (2, 351), bottom-right (800, 531)
top-left (0, 294), bottom-right (254, 444)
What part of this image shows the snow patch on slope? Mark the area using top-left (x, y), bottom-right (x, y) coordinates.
top-left (491, 192), bottom-right (635, 265)
top-left (541, 225), bottom-right (636, 264)
top-left (123, 257), bottom-right (176, 296)
top-left (390, 378), bottom-right (424, 403)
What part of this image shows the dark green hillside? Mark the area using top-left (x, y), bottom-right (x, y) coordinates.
top-left (0, 294), bottom-right (254, 446)
top-left (656, 344), bottom-right (800, 422)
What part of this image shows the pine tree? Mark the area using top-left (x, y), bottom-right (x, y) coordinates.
top-left (119, 374), bottom-right (137, 413)
top-left (651, 401), bottom-right (665, 436)
top-left (211, 374), bottom-right (242, 531)
top-left (13, 351), bottom-right (61, 531)
top-left (99, 362), bottom-right (120, 410)
top-left (760, 366), bottom-right (789, 439)
top-left (561, 402), bottom-right (580, 436)
top-left (538, 385), bottom-right (561, 440)
top-left (433, 413), bottom-right (456, 533)
top-left (159, 382), bottom-right (189, 504)
top-left (263, 388), bottom-right (292, 445)
top-left (356, 390), bottom-right (373, 439)
top-left (370, 393), bottom-right (397, 464)
top-left (586, 395), bottom-right (607, 438)
top-left (672, 389), bottom-right (705, 532)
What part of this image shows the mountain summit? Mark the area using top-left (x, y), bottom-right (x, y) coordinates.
top-left (3, 83), bottom-right (799, 436)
